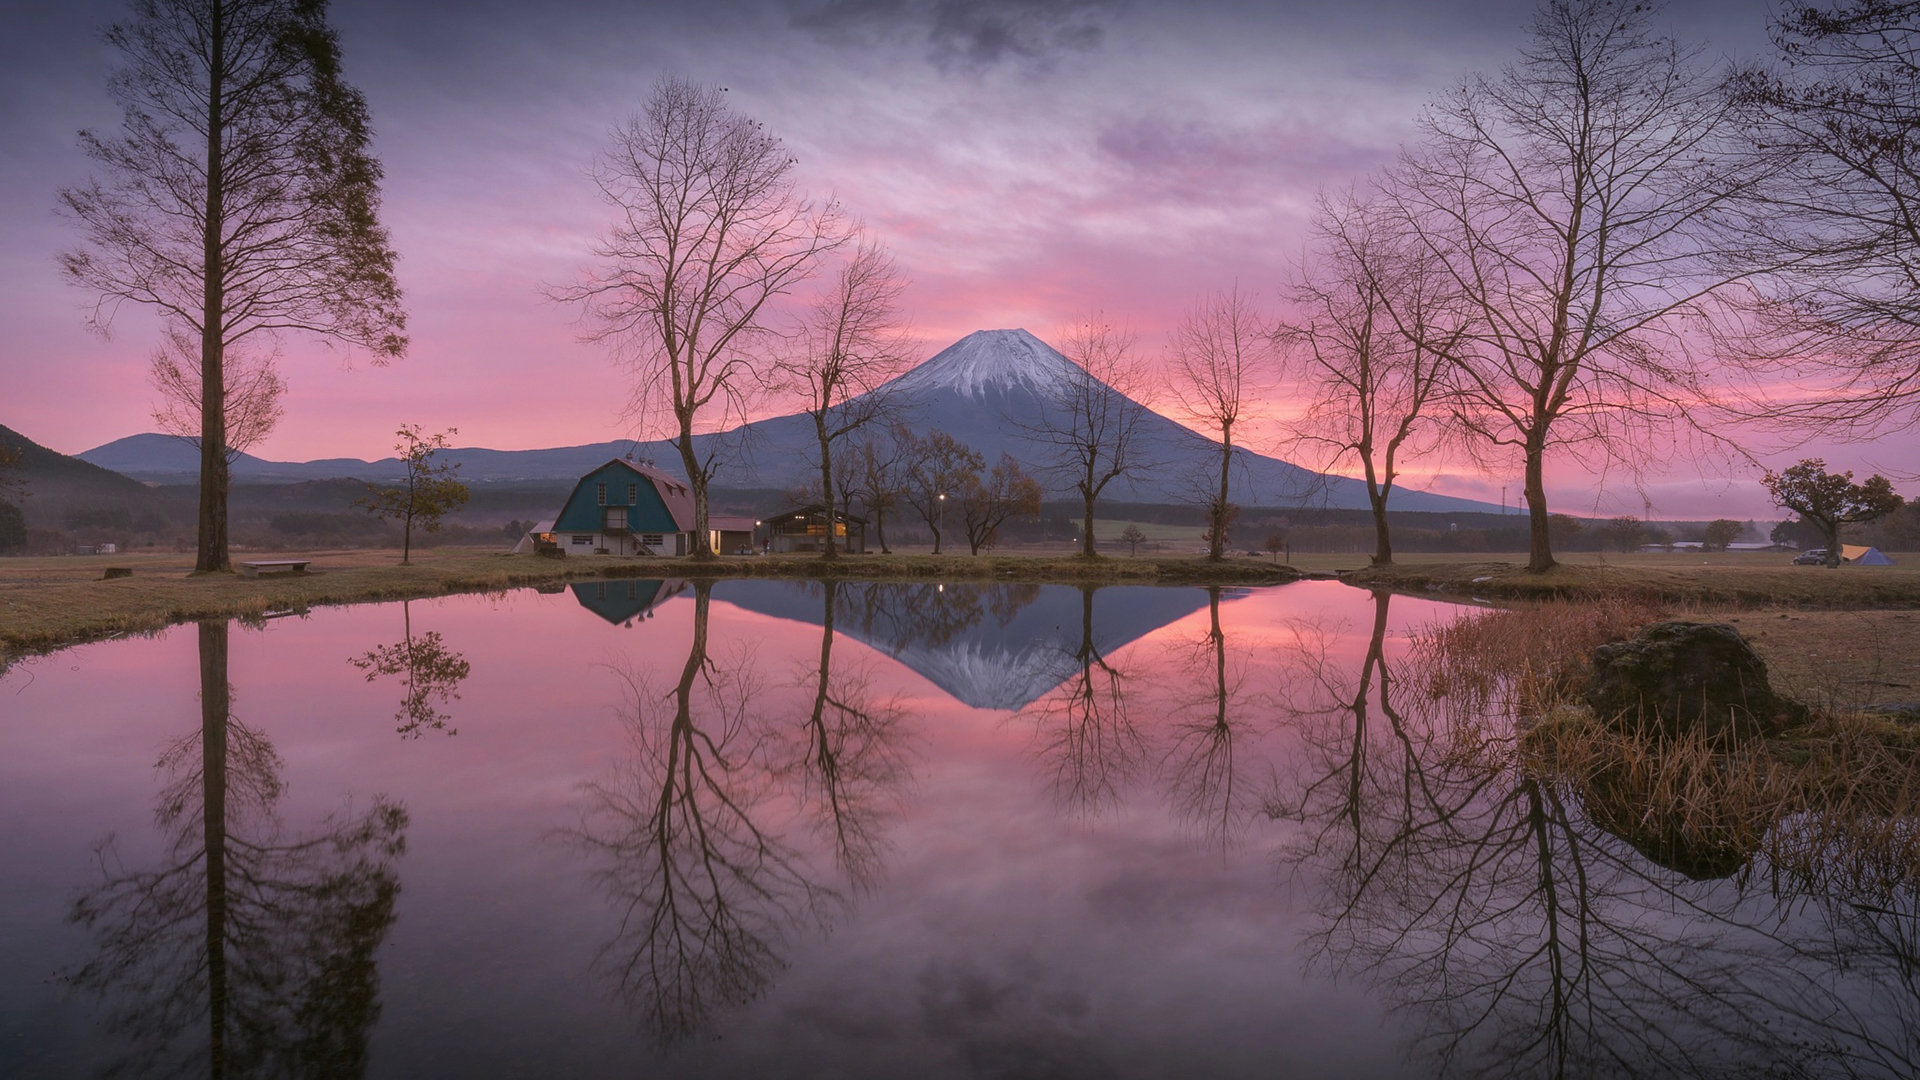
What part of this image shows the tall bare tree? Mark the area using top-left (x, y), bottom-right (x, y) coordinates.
top-left (1727, 1), bottom-right (1920, 434)
top-left (1391, 0), bottom-right (1754, 572)
top-left (1025, 314), bottom-right (1152, 558)
top-left (780, 234), bottom-right (910, 559)
top-left (561, 78), bottom-right (843, 561)
top-left (1286, 188), bottom-right (1459, 565)
top-left (61, 0), bottom-right (406, 574)
top-left (1167, 285), bottom-right (1272, 561)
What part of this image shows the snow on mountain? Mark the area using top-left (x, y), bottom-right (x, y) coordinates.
top-left (888, 328), bottom-right (1078, 399)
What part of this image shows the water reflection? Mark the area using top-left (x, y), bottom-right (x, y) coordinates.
top-left (571, 578), bottom-right (686, 626)
top-left (569, 581), bottom-right (911, 1044)
top-left (65, 621), bottom-right (409, 1079)
top-left (1023, 585), bottom-right (1146, 816)
top-left (1272, 591), bottom-right (1920, 1079)
top-left (716, 579), bottom-right (1210, 710)
top-left (1162, 587), bottom-right (1266, 849)
top-left (348, 599), bottom-right (470, 738)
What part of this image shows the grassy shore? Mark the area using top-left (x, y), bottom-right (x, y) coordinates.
top-left (0, 546), bottom-right (1303, 658)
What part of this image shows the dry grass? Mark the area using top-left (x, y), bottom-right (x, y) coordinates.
top-left (0, 546), bottom-right (1302, 661)
top-left (1344, 551), bottom-right (1920, 607)
top-left (1405, 596), bottom-right (1920, 891)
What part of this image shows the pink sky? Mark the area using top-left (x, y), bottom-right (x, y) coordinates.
top-left (3, 0), bottom-right (1909, 519)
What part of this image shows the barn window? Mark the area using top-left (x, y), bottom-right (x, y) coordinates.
top-left (572, 535), bottom-right (593, 546)
top-left (641, 533), bottom-right (664, 547)
top-left (628, 483), bottom-right (638, 504)
top-left (596, 483), bottom-right (606, 506)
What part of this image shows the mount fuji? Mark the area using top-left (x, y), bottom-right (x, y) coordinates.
top-left (79, 328), bottom-right (1498, 512)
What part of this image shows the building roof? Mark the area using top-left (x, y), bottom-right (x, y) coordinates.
top-left (772, 503), bottom-right (869, 526)
top-left (554, 459), bottom-right (695, 533)
top-left (710, 514), bottom-right (759, 532)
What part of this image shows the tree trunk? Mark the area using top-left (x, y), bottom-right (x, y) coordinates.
top-left (817, 417), bottom-right (837, 560)
top-left (677, 429), bottom-right (715, 561)
top-left (1210, 421), bottom-right (1232, 561)
top-left (1822, 522), bottom-right (1842, 567)
top-left (1524, 435), bottom-right (1554, 573)
top-left (1369, 486), bottom-right (1393, 566)
top-left (196, 12), bottom-right (229, 575)
top-left (1081, 495), bottom-right (1097, 558)
top-left (876, 505), bottom-right (890, 554)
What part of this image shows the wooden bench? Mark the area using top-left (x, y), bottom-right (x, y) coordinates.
top-left (240, 559), bottom-right (310, 578)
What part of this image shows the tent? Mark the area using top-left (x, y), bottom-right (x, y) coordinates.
top-left (1843, 544), bottom-right (1895, 566)
top-left (509, 520), bottom-right (556, 554)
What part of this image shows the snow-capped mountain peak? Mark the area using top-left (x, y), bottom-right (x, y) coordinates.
top-left (889, 328), bottom-right (1078, 399)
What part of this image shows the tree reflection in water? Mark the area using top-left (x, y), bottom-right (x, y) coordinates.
top-left (1022, 585), bottom-right (1146, 816)
top-left (1162, 586), bottom-right (1264, 849)
top-left (783, 580), bottom-right (913, 888)
top-left (1270, 591), bottom-right (1920, 1079)
top-left (349, 598), bottom-right (470, 738)
top-left (66, 621), bottom-right (408, 1080)
top-left (570, 580), bottom-right (910, 1044)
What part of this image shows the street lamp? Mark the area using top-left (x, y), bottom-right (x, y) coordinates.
top-left (936, 492), bottom-right (946, 553)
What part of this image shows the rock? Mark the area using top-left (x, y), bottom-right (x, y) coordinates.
top-left (1585, 621), bottom-right (1804, 741)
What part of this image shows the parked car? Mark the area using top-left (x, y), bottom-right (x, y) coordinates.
top-left (1792, 549), bottom-right (1827, 565)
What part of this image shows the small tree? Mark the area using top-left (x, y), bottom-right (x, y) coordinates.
top-left (1265, 531), bottom-right (1287, 565)
top-left (900, 428), bottom-right (982, 554)
top-left (1601, 516), bottom-right (1645, 554)
top-left (1763, 459), bottom-right (1904, 567)
top-left (357, 425), bottom-right (468, 564)
top-left (1701, 518), bottom-right (1743, 552)
top-left (1118, 524), bottom-right (1146, 557)
top-left (958, 454), bottom-right (1043, 555)
top-left (1026, 314), bottom-right (1152, 558)
top-left (1168, 286), bottom-right (1271, 561)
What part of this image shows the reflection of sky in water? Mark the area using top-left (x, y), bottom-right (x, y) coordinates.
top-left (4, 580), bottom-right (1911, 1078)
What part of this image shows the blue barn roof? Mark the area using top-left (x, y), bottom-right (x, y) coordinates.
top-left (553, 460), bottom-right (695, 534)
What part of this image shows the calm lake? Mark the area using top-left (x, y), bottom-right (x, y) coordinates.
top-left (2, 578), bottom-right (1914, 1079)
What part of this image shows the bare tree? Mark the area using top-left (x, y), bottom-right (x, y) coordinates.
top-left (1167, 285), bottom-right (1273, 561)
top-left (560, 78), bottom-right (843, 560)
top-left (1024, 314), bottom-right (1152, 557)
top-left (60, 0), bottom-right (406, 574)
top-left (1727, 1), bottom-right (1920, 434)
top-left (1285, 188), bottom-right (1458, 566)
top-left (957, 453), bottom-right (1043, 555)
top-left (780, 234), bottom-right (911, 559)
top-left (854, 429), bottom-right (910, 553)
top-left (1390, 0), bottom-right (1756, 572)
top-left (900, 428), bottom-right (982, 554)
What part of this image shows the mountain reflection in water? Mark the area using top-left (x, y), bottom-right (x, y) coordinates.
top-left (0, 580), bottom-right (1913, 1079)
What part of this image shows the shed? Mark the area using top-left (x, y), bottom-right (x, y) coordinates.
top-left (768, 505), bottom-right (867, 554)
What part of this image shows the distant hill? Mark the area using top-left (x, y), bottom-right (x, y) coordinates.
top-left (77, 329), bottom-right (1502, 513)
top-left (1, 423), bottom-right (163, 527)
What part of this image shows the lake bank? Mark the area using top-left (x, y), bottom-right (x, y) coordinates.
top-left (0, 547), bottom-right (1305, 658)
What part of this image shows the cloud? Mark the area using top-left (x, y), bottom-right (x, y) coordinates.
top-left (791, 0), bottom-right (1118, 72)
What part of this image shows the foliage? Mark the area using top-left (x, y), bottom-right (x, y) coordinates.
top-left (1601, 516), bottom-right (1645, 553)
top-left (558, 77), bottom-right (843, 559)
top-left (1265, 530), bottom-right (1287, 564)
top-left (1118, 523), bottom-right (1147, 557)
top-left (61, 0), bottom-right (406, 573)
top-left (356, 425), bottom-right (468, 564)
top-left (0, 500), bottom-right (26, 552)
top-left (958, 454), bottom-right (1043, 555)
top-left (1702, 518), bottom-right (1743, 552)
top-left (1764, 458), bottom-right (1904, 566)
top-left (899, 428), bottom-right (983, 555)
